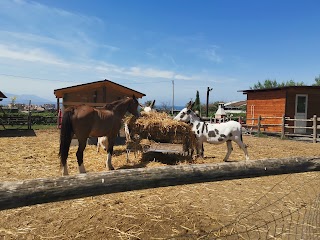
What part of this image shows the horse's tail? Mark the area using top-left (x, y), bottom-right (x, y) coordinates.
top-left (59, 109), bottom-right (74, 167)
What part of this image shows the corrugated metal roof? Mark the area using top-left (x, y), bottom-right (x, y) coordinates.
top-left (224, 100), bottom-right (246, 108)
top-left (239, 85), bottom-right (320, 94)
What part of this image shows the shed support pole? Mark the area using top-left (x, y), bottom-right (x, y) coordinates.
top-left (56, 98), bottom-right (60, 114)
top-left (257, 115), bottom-right (261, 135)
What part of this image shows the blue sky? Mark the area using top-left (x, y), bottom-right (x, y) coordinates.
top-left (1, 0), bottom-right (320, 106)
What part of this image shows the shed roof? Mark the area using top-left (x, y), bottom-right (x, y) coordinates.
top-left (239, 85), bottom-right (320, 94)
top-left (224, 100), bottom-right (246, 108)
top-left (54, 79), bottom-right (146, 98)
top-left (0, 91), bottom-right (7, 100)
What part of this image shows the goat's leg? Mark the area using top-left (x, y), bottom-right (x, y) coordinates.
top-left (126, 148), bottom-right (130, 163)
top-left (201, 143), bottom-right (204, 158)
top-left (223, 140), bottom-right (233, 162)
top-left (97, 142), bottom-right (100, 152)
top-left (196, 141), bottom-right (204, 158)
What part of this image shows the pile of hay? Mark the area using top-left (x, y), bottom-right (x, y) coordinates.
top-left (125, 112), bottom-right (196, 152)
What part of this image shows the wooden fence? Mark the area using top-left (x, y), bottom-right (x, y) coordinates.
top-left (243, 115), bottom-right (320, 143)
top-left (0, 115), bottom-right (32, 130)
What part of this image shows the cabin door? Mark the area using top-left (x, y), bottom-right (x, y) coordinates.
top-left (294, 94), bottom-right (308, 134)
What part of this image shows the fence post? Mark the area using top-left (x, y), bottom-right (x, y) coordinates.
top-left (257, 115), bottom-right (261, 135)
top-left (313, 115), bottom-right (317, 143)
top-left (28, 100), bottom-right (32, 130)
top-left (281, 114), bottom-right (285, 139)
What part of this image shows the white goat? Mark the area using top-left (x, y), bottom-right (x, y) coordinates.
top-left (174, 101), bottom-right (249, 161)
top-left (97, 136), bottom-right (108, 152)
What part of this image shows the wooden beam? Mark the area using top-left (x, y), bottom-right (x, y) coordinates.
top-left (63, 102), bottom-right (107, 107)
top-left (0, 157), bottom-right (319, 211)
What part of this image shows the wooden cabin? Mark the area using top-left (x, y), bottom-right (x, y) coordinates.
top-left (240, 86), bottom-right (320, 134)
top-left (0, 91), bottom-right (8, 115)
top-left (54, 80), bottom-right (146, 112)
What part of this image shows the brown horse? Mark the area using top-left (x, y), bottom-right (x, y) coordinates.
top-left (59, 95), bottom-right (140, 176)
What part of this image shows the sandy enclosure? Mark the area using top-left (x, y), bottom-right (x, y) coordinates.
top-left (0, 129), bottom-right (319, 239)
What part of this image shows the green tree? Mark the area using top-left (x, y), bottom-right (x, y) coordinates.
top-left (250, 79), bottom-right (305, 89)
top-left (313, 75), bottom-right (320, 86)
top-left (143, 100), bottom-right (152, 107)
top-left (193, 91), bottom-right (201, 113)
top-left (200, 101), bottom-right (219, 117)
top-left (278, 80), bottom-right (304, 87)
top-left (10, 96), bottom-right (17, 107)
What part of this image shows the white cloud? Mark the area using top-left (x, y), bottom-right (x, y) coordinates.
top-left (0, 0), bottom-right (248, 105)
top-left (126, 67), bottom-right (174, 79)
top-left (205, 46), bottom-right (222, 63)
top-left (174, 74), bottom-right (193, 80)
top-left (0, 44), bottom-right (70, 67)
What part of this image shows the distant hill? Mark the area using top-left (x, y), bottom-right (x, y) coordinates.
top-left (0, 92), bottom-right (55, 105)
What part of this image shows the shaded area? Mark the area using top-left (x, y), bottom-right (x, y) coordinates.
top-left (0, 129), bottom-right (36, 137)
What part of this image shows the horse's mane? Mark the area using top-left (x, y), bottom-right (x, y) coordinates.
top-left (102, 98), bottom-right (127, 110)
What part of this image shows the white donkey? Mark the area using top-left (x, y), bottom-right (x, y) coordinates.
top-left (174, 102), bottom-right (249, 161)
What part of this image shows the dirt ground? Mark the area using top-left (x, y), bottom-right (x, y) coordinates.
top-left (0, 129), bottom-right (319, 239)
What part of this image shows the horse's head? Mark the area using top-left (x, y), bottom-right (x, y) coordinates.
top-left (173, 101), bottom-right (195, 122)
top-left (128, 95), bottom-right (140, 117)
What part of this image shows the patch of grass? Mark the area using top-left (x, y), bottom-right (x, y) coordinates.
top-left (254, 132), bottom-right (268, 138)
top-left (1, 124), bottom-right (57, 130)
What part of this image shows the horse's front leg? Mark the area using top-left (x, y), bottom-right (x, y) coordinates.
top-left (106, 138), bottom-right (115, 170)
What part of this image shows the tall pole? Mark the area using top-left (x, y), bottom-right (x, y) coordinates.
top-left (206, 87), bottom-right (213, 117)
top-left (172, 80), bottom-right (174, 115)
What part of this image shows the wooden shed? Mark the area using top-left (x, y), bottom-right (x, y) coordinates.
top-left (0, 91), bottom-right (8, 115)
top-left (0, 91), bottom-right (7, 101)
top-left (54, 79), bottom-right (146, 112)
top-left (240, 86), bottom-right (320, 134)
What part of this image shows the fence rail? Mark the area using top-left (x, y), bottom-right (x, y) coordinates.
top-left (1, 115), bottom-right (57, 130)
top-left (0, 115), bottom-right (32, 129)
top-left (243, 114), bottom-right (320, 143)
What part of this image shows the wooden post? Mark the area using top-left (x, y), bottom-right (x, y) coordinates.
top-left (28, 100), bottom-right (32, 130)
top-left (257, 115), bottom-right (261, 135)
top-left (281, 114), bottom-right (286, 139)
top-left (313, 115), bottom-right (317, 143)
top-left (0, 157), bottom-right (319, 211)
